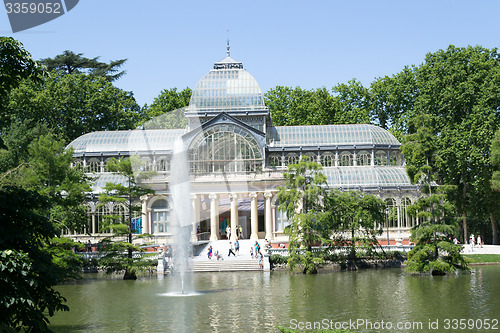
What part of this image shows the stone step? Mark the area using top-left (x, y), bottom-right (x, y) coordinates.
top-left (189, 258), bottom-right (262, 272)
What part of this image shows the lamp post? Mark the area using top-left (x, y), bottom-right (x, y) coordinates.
top-left (385, 207), bottom-right (390, 246)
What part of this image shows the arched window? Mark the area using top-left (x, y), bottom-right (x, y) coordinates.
top-left (284, 153), bottom-right (299, 166)
top-left (140, 157), bottom-right (154, 172)
top-left (321, 153), bottom-right (335, 167)
top-left (375, 150), bottom-right (387, 166)
top-left (339, 151), bottom-right (353, 166)
top-left (385, 198), bottom-right (397, 228)
top-left (189, 124), bottom-right (263, 173)
top-left (73, 159), bottom-right (83, 170)
top-left (86, 158), bottom-right (101, 173)
top-left (275, 207), bottom-right (291, 232)
top-left (401, 197), bottom-right (415, 228)
top-left (268, 154), bottom-right (282, 168)
top-left (356, 150), bottom-right (371, 166)
top-left (96, 203), bottom-right (111, 233)
top-left (152, 198), bottom-right (170, 234)
top-left (303, 152), bottom-right (317, 163)
top-left (390, 151), bottom-right (402, 166)
top-left (157, 157), bottom-right (169, 172)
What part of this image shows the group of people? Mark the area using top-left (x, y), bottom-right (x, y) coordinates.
top-left (207, 240), bottom-right (264, 269)
top-left (469, 234), bottom-right (483, 250)
top-left (225, 225), bottom-right (244, 240)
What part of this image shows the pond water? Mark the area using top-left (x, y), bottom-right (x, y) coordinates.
top-left (50, 266), bottom-right (500, 333)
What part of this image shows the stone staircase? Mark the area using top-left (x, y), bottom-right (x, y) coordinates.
top-left (189, 239), bottom-right (267, 272)
top-left (190, 258), bottom-right (261, 272)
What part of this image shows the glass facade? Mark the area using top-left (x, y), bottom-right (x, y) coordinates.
top-left (189, 124), bottom-right (263, 173)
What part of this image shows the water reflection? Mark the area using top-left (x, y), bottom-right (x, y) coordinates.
top-left (51, 267), bottom-right (500, 332)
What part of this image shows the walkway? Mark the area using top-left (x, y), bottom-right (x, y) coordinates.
top-left (461, 244), bottom-right (500, 255)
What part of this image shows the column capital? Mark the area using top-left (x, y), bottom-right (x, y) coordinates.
top-left (190, 193), bottom-right (199, 200)
top-left (229, 193), bottom-right (239, 201)
top-left (209, 193), bottom-right (218, 201)
top-left (249, 192), bottom-right (258, 199)
top-left (264, 191), bottom-right (273, 199)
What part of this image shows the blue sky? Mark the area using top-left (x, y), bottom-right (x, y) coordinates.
top-left (2, 0), bottom-right (500, 106)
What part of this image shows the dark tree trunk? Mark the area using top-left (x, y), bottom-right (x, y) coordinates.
top-left (490, 211), bottom-right (499, 245)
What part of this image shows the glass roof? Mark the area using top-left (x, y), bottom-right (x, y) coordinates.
top-left (68, 129), bottom-right (186, 155)
top-left (267, 124), bottom-right (400, 147)
top-left (90, 174), bottom-right (128, 193)
top-left (323, 166), bottom-right (411, 188)
top-left (188, 57), bottom-right (266, 112)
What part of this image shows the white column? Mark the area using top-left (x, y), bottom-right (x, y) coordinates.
top-left (371, 149), bottom-right (375, 166)
top-left (191, 194), bottom-right (200, 242)
top-left (250, 192), bottom-right (259, 240)
top-left (264, 192), bottom-right (273, 241)
top-left (141, 195), bottom-right (148, 234)
top-left (209, 193), bottom-right (219, 241)
top-left (229, 193), bottom-right (239, 241)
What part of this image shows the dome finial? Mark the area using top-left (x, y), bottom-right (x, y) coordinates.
top-left (226, 32), bottom-right (230, 57)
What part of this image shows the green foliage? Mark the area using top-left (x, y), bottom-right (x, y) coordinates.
top-left (324, 190), bottom-right (385, 264)
top-left (0, 187), bottom-right (69, 332)
top-left (0, 37), bottom-right (44, 120)
top-left (5, 72), bottom-right (142, 143)
top-left (265, 82), bottom-right (370, 127)
top-left (277, 157), bottom-right (327, 274)
top-left (269, 254), bottom-right (288, 265)
top-left (140, 87), bottom-right (192, 129)
top-left (405, 194), bottom-right (468, 275)
top-left (39, 50), bottom-right (127, 82)
top-left (368, 67), bottom-right (417, 139)
top-left (402, 45), bottom-right (500, 244)
top-left (332, 79), bottom-right (370, 124)
top-left (98, 157), bottom-right (155, 279)
top-left (265, 86), bottom-right (336, 126)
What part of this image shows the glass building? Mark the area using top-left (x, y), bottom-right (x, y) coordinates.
top-left (68, 52), bottom-right (420, 245)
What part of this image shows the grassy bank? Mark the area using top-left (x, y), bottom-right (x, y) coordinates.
top-left (463, 254), bottom-right (500, 264)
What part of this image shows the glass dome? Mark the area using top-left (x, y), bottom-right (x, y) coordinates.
top-left (188, 56), bottom-right (266, 113)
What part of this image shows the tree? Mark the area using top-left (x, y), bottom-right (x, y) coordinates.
top-left (140, 87), bottom-right (192, 129)
top-left (0, 37), bottom-right (44, 129)
top-left (489, 128), bottom-right (500, 244)
top-left (265, 86), bottom-right (336, 126)
top-left (0, 187), bottom-right (69, 332)
top-left (40, 50), bottom-right (127, 82)
top-left (403, 45), bottom-right (500, 243)
top-left (5, 72), bottom-right (143, 143)
top-left (98, 156), bottom-right (155, 279)
top-left (368, 67), bottom-right (417, 140)
top-left (405, 193), bottom-right (468, 275)
top-left (324, 190), bottom-right (385, 269)
top-left (277, 157), bottom-right (328, 274)
top-left (332, 79), bottom-right (370, 125)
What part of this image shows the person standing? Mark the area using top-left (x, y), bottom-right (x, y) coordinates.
top-left (239, 225), bottom-right (243, 239)
top-left (477, 235), bottom-right (483, 248)
top-left (258, 251), bottom-right (263, 269)
top-left (228, 242), bottom-right (236, 257)
top-left (234, 239), bottom-right (240, 255)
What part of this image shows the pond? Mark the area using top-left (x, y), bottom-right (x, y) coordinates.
top-left (50, 266), bottom-right (500, 332)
